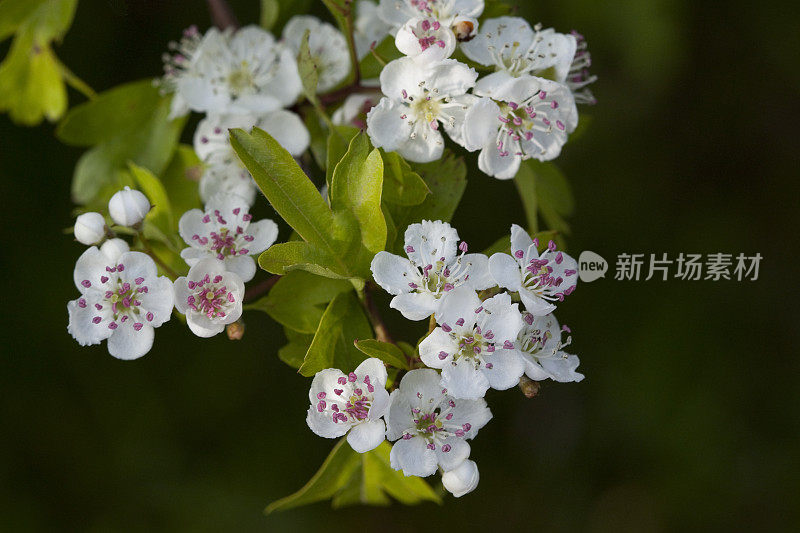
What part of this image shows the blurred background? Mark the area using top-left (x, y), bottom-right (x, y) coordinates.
top-left (1, 0), bottom-right (799, 531)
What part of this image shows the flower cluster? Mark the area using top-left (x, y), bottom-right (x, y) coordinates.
top-left (307, 220), bottom-right (583, 497)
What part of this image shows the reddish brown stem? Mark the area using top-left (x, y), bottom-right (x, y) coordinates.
top-left (363, 282), bottom-right (393, 344)
top-left (243, 274), bottom-right (281, 303)
top-left (206, 0), bottom-right (239, 30)
top-left (319, 83), bottom-right (378, 105)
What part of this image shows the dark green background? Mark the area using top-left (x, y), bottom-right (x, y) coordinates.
top-left (1, 0), bottom-right (798, 530)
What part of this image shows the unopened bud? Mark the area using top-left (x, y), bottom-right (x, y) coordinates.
top-left (73, 212), bottom-right (107, 245)
top-left (519, 375), bottom-right (541, 398)
top-left (226, 320), bottom-right (245, 340)
top-left (452, 19), bottom-right (475, 42)
top-left (186, 164), bottom-right (203, 182)
top-left (100, 238), bottom-right (130, 262)
top-left (108, 186), bottom-right (150, 227)
top-left (442, 459), bottom-right (479, 497)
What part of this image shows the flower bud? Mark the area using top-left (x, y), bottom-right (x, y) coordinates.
top-left (452, 19), bottom-right (475, 42)
top-left (108, 186), bottom-right (150, 227)
top-left (518, 375), bottom-right (541, 398)
top-left (441, 459), bottom-right (479, 497)
top-left (100, 238), bottom-right (131, 262)
top-left (226, 320), bottom-right (245, 340)
top-left (73, 212), bottom-right (107, 245)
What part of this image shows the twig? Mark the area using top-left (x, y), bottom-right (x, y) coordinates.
top-left (319, 83), bottom-right (376, 106)
top-left (363, 282), bottom-right (393, 344)
top-left (206, 0), bottom-right (239, 30)
top-left (137, 234), bottom-right (180, 280)
top-left (243, 274), bottom-right (282, 303)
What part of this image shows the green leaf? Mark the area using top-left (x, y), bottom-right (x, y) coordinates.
top-left (519, 160), bottom-right (574, 238)
top-left (298, 291), bottom-right (372, 377)
top-left (277, 328), bottom-right (314, 369)
top-left (358, 35), bottom-right (403, 80)
top-left (160, 144), bottom-right (203, 219)
top-left (303, 109), bottom-right (328, 170)
top-left (127, 162), bottom-right (174, 237)
top-left (325, 125), bottom-right (360, 190)
top-left (230, 127), bottom-right (359, 277)
top-left (354, 339), bottom-right (410, 370)
top-left (514, 161), bottom-right (538, 234)
top-left (329, 132), bottom-right (386, 257)
top-left (381, 150), bottom-right (430, 206)
top-left (63, 80), bottom-right (186, 206)
top-left (297, 29), bottom-right (320, 102)
top-left (259, 0), bottom-right (279, 30)
top-left (386, 150), bottom-right (467, 254)
top-left (0, 0), bottom-right (46, 43)
top-left (266, 439), bottom-right (441, 513)
top-left (481, 0), bottom-right (513, 20)
top-left (258, 241), bottom-right (350, 280)
top-left (245, 270), bottom-right (352, 334)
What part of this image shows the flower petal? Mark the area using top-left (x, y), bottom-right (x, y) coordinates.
top-left (441, 360), bottom-right (490, 400)
top-left (257, 110), bottom-right (311, 157)
top-left (479, 292), bottom-right (523, 344)
top-left (419, 327), bottom-right (459, 368)
top-left (355, 357), bottom-right (389, 388)
top-left (484, 349), bottom-right (526, 390)
top-left (390, 436), bottom-right (438, 477)
top-left (371, 251), bottom-right (417, 295)
top-left (404, 220), bottom-right (459, 265)
top-left (441, 458), bottom-right (479, 497)
top-left (366, 97), bottom-right (413, 153)
top-left (107, 322), bottom-right (155, 360)
top-left (223, 255), bottom-right (257, 283)
top-left (488, 252), bottom-right (523, 291)
top-left (347, 419), bottom-right (386, 453)
top-left (461, 16), bottom-right (534, 66)
top-left (462, 253), bottom-right (494, 291)
top-left (390, 292), bottom-right (440, 321)
top-left (435, 437), bottom-right (470, 471)
top-left (67, 297), bottom-right (112, 346)
top-left (435, 286), bottom-right (481, 330)
top-left (478, 141), bottom-right (522, 180)
top-left (307, 406), bottom-right (350, 438)
top-left (462, 97), bottom-right (501, 152)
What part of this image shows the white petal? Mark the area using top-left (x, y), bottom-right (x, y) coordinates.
top-left (435, 437), bottom-right (470, 471)
top-left (462, 97), bottom-right (501, 152)
top-left (355, 357), bottom-right (389, 388)
top-left (461, 16), bottom-right (533, 66)
top-left (223, 255), bottom-right (257, 283)
top-left (397, 369), bottom-right (445, 408)
top-left (479, 292), bottom-right (523, 344)
top-left (371, 251), bottom-right (417, 295)
top-left (257, 110), bottom-right (311, 157)
top-left (404, 220), bottom-right (459, 265)
top-left (389, 437), bottom-right (438, 477)
top-left (369, 386), bottom-right (391, 419)
top-left (389, 292), bottom-right (440, 321)
top-left (107, 322), bottom-right (154, 360)
top-left (309, 368), bottom-right (346, 403)
top-left (426, 59), bottom-right (477, 97)
top-left (510, 223), bottom-right (537, 261)
top-left (366, 98), bottom-right (413, 153)
top-left (397, 122), bottom-right (444, 163)
top-left (435, 286), bottom-right (481, 331)
top-left (519, 290), bottom-right (557, 316)
top-left (178, 209), bottom-right (207, 248)
top-left (186, 315), bottom-right (226, 338)
top-left (138, 276), bottom-right (175, 327)
top-left (441, 459), bottom-right (479, 497)
top-left (462, 253), bottom-right (494, 290)
top-left (419, 328), bottom-right (459, 368)
top-left (385, 389), bottom-right (412, 441)
top-left (347, 419), bottom-right (386, 453)
top-left (379, 57), bottom-right (425, 101)
top-left (483, 349), bottom-right (525, 390)
top-left (478, 141), bottom-right (521, 180)
top-left (488, 252), bottom-right (523, 291)
top-left (67, 297), bottom-right (112, 346)
top-left (259, 47), bottom-right (303, 107)
top-left (307, 406), bottom-right (350, 439)
top-left (441, 360), bottom-right (490, 400)
top-left (450, 397), bottom-right (492, 436)
top-left (99, 238), bottom-right (130, 262)
top-left (73, 247), bottom-right (110, 292)
top-left (538, 353), bottom-right (584, 383)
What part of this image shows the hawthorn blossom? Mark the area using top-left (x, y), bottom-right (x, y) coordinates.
top-left (377, 0), bottom-right (483, 40)
top-left (283, 16), bottom-right (350, 92)
top-left (108, 187), bottom-right (150, 227)
top-left (462, 78), bottom-right (578, 178)
top-left (366, 57), bottom-right (477, 162)
top-left (73, 212), bottom-right (106, 245)
top-left (67, 249), bottom-right (174, 360)
top-left (194, 112), bottom-right (310, 166)
top-left (395, 18), bottom-right (456, 62)
top-left (442, 459), bottom-right (479, 497)
top-left (161, 25), bottom-right (301, 118)
top-left (371, 220), bottom-right (493, 321)
top-left (566, 31), bottom-right (597, 105)
top-left (489, 224), bottom-right (578, 316)
top-left (386, 369), bottom-right (491, 477)
top-left (178, 194), bottom-right (278, 282)
top-left (510, 311), bottom-right (584, 383)
top-left (419, 287), bottom-right (525, 399)
top-left (354, 0), bottom-right (392, 59)
top-left (306, 358), bottom-right (390, 453)
top-left (199, 164), bottom-right (257, 207)
top-left (99, 238), bottom-right (130, 262)
top-left (173, 259), bottom-right (244, 338)
top-left (331, 92), bottom-right (382, 128)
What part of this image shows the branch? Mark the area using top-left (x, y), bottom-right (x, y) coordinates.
top-left (137, 234), bottom-right (180, 280)
top-left (318, 83), bottom-right (377, 105)
top-left (363, 282), bottom-right (393, 344)
top-left (206, 0), bottom-right (240, 30)
top-left (243, 274), bottom-right (282, 303)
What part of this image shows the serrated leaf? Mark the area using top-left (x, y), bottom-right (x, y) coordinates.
top-left (381, 150), bottom-right (430, 206)
top-left (298, 291), bottom-right (372, 377)
top-left (245, 270), bottom-right (352, 334)
top-left (354, 339), bottom-right (410, 370)
top-left (329, 132), bottom-right (386, 259)
top-left (259, 0), bottom-right (279, 30)
top-left (266, 439), bottom-right (440, 513)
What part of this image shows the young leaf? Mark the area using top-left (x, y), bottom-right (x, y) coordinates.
top-left (258, 241), bottom-right (351, 279)
top-left (245, 270), bottom-right (353, 334)
top-left (298, 291), bottom-right (372, 377)
top-left (329, 132), bottom-right (386, 256)
top-left (382, 150), bottom-right (430, 206)
top-left (266, 439), bottom-right (441, 513)
top-left (325, 125), bottom-right (360, 190)
top-left (297, 29), bottom-right (320, 103)
top-left (128, 162), bottom-right (174, 235)
top-left (354, 339), bottom-right (410, 370)
top-left (259, 0), bottom-right (279, 30)
top-left (514, 161), bottom-right (538, 234)
top-left (277, 328), bottom-right (314, 369)
top-left (160, 144), bottom-right (202, 219)
top-left (520, 160), bottom-right (574, 238)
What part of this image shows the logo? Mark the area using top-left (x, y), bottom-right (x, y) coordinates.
top-left (578, 251), bottom-right (608, 282)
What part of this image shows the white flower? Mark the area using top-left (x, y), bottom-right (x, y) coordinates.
top-left (99, 238), bottom-right (130, 262)
top-left (74, 212), bottom-right (106, 245)
top-left (461, 17), bottom-right (576, 93)
top-left (511, 312), bottom-right (584, 383)
top-left (178, 194), bottom-right (278, 282)
top-left (377, 0), bottom-right (484, 34)
top-left (354, 0), bottom-right (392, 59)
top-left (395, 17), bottom-right (456, 62)
top-left (386, 369), bottom-right (491, 477)
top-left (199, 164), bottom-right (257, 207)
top-left (306, 358), bottom-right (390, 453)
top-left (366, 57), bottom-right (477, 162)
top-left (489, 224), bottom-right (578, 316)
top-left (419, 287), bottom-right (525, 399)
top-left (331, 92), bottom-right (382, 128)
top-left (161, 25), bottom-right (301, 117)
top-left (67, 249), bottom-right (174, 360)
top-left (173, 259), bottom-right (244, 338)
top-left (371, 220), bottom-right (494, 321)
top-left (441, 458), bottom-right (479, 497)
top-left (194, 112), bottom-right (310, 166)
top-left (283, 15), bottom-right (350, 92)
top-left (108, 187), bottom-right (151, 227)
top-left (462, 78), bottom-right (578, 179)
